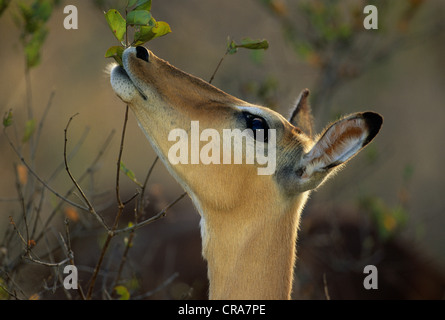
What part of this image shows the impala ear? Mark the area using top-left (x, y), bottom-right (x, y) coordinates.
top-left (294, 112), bottom-right (383, 192)
top-left (288, 89), bottom-right (314, 138)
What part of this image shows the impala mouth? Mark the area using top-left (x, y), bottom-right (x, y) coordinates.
top-left (110, 63), bottom-right (147, 102)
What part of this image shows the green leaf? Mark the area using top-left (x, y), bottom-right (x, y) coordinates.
top-left (24, 27), bottom-right (48, 68)
top-left (127, 0), bottom-right (151, 10)
top-left (227, 38), bottom-right (269, 55)
top-left (120, 161), bottom-right (142, 187)
top-left (133, 21), bottom-right (171, 46)
top-left (152, 21), bottom-right (171, 38)
top-left (33, 0), bottom-right (52, 22)
top-left (134, 26), bottom-right (155, 45)
top-left (238, 38), bottom-right (269, 50)
top-left (0, 0), bottom-right (12, 17)
top-left (127, 0), bottom-right (138, 7)
top-left (105, 9), bottom-right (126, 42)
top-left (114, 285), bottom-right (130, 300)
top-left (105, 46), bottom-right (124, 66)
top-left (227, 40), bottom-right (238, 54)
top-left (17, 2), bottom-right (37, 33)
top-left (22, 119), bottom-right (36, 143)
top-left (3, 109), bottom-right (13, 127)
top-left (126, 10), bottom-right (151, 26)
top-left (134, 0), bottom-right (152, 11)
top-left (0, 277), bottom-right (9, 300)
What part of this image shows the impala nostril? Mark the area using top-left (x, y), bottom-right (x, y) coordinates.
top-left (136, 46), bottom-right (149, 62)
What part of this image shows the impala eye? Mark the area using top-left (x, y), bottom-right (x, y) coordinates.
top-left (244, 113), bottom-right (269, 142)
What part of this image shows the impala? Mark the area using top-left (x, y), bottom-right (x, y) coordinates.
top-left (110, 46), bottom-right (383, 299)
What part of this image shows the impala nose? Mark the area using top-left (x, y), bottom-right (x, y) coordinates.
top-left (136, 46), bottom-right (149, 62)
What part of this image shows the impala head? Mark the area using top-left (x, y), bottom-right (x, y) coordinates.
top-left (110, 46), bottom-right (383, 299)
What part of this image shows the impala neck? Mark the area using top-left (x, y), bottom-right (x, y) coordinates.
top-left (201, 193), bottom-right (308, 300)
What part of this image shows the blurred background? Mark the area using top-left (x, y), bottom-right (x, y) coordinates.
top-left (0, 0), bottom-right (444, 299)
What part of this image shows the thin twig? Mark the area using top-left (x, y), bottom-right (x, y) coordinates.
top-left (122, 192), bottom-right (139, 206)
top-left (36, 129), bottom-right (115, 242)
top-left (112, 155), bottom-right (159, 289)
top-left (137, 156), bottom-right (159, 216)
top-left (33, 89), bottom-right (56, 158)
top-left (144, 156), bottom-right (159, 187)
top-left (13, 164), bottom-right (30, 252)
top-left (113, 230), bottom-right (135, 290)
top-left (48, 126), bottom-right (91, 183)
top-left (11, 225), bottom-right (71, 269)
top-left (30, 186), bottom-right (46, 241)
top-left (0, 280), bottom-right (20, 300)
top-left (114, 192), bottom-right (187, 236)
top-left (25, 255), bottom-right (70, 267)
top-left (0, 271), bottom-right (27, 300)
top-left (7, 128), bottom-right (116, 296)
top-left (86, 106), bottom-right (130, 299)
top-left (209, 50), bottom-right (228, 84)
top-left (8, 216), bottom-right (27, 248)
top-left (62, 219), bottom-right (86, 300)
top-left (64, 114), bottom-right (109, 230)
top-left (115, 106), bottom-right (129, 212)
top-left (4, 128), bottom-right (90, 212)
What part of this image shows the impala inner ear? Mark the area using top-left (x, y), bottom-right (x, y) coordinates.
top-left (288, 89), bottom-right (314, 138)
top-left (301, 112), bottom-right (383, 179)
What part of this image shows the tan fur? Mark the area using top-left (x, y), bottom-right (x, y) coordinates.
top-left (110, 46), bottom-right (383, 299)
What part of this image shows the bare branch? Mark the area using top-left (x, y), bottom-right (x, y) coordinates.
top-left (0, 280), bottom-right (20, 300)
top-left (64, 114), bottom-right (109, 231)
top-left (137, 156), bottom-right (159, 217)
top-left (209, 50), bottom-right (229, 84)
top-left (4, 128), bottom-right (90, 212)
top-left (61, 219), bottom-right (86, 300)
top-left (13, 164), bottom-right (30, 251)
top-left (48, 126), bottom-right (91, 183)
top-left (86, 106), bottom-right (130, 299)
top-left (36, 129), bottom-right (115, 242)
top-left (33, 89), bottom-right (56, 158)
top-left (0, 271), bottom-right (27, 300)
top-left (114, 192), bottom-right (187, 236)
top-left (8, 216), bottom-right (27, 248)
top-left (25, 255), bottom-right (70, 268)
top-left (115, 106), bottom-right (129, 211)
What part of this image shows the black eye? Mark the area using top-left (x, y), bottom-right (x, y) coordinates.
top-left (244, 113), bottom-right (269, 142)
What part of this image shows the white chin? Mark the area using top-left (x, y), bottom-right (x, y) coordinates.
top-left (110, 65), bottom-right (138, 102)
